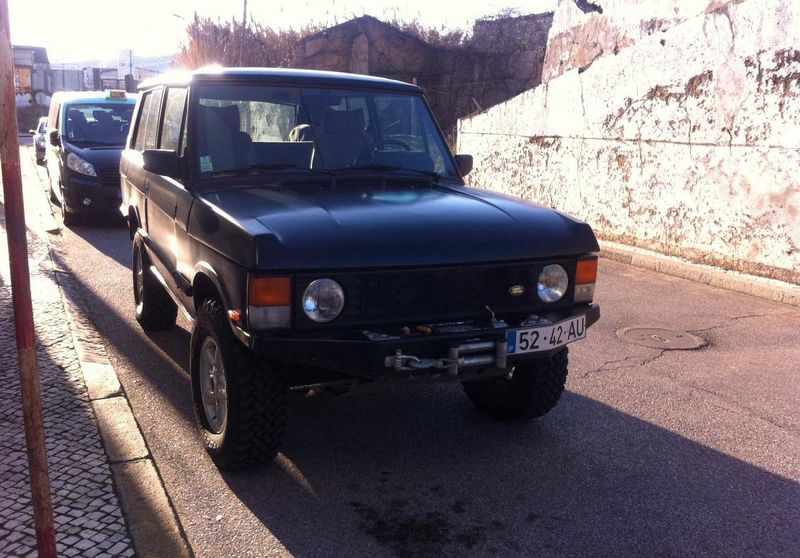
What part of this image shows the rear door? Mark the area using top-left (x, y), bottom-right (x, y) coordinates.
top-left (121, 87), bottom-right (162, 234)
top-left (145, 86), bottom-right (193, 308)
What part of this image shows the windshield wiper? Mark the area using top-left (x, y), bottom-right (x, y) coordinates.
top-left (69, 139), bottom-right (117, 147)
top-left (210, 163), bottom-right (333, 178)
top-left (330, 164), bottom-right (443, 180)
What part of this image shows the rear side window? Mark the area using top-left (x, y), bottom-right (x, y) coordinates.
top-left (133, 88), bottom-right (162, 151)
top-left (159, 88), bottom-right (187, 154)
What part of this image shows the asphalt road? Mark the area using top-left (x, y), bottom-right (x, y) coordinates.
top-left (28, 151), bottom-right (800, 557)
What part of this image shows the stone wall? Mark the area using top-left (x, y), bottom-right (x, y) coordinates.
top-left (293, 15), bottom-right (554, 135)
top-left (472, 12), bottom-right (554, 54)
top-left (458, 0), bottom-right (800, 284)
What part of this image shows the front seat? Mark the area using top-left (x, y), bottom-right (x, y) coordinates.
top-left (315, 109), bottom-right (370, 169)
top-left (196, 105), bottom-right (254, 173)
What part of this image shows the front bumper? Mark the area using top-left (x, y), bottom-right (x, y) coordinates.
top-left (62, 174), bottom-right (121, 215)
top-left (251, 304), bottom-right (600, 380)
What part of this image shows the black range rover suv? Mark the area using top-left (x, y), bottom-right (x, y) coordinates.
top-left (121, 67), bottom-right (601, 469)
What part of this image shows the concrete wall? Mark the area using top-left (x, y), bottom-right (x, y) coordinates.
top-left (458, 0), bottom-right (800, 284)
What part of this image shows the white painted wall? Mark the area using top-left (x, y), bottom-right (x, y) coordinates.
top-left (542, 0), bottom-right (707, 83)
top-left (458, 0), bottom-right (800, 284)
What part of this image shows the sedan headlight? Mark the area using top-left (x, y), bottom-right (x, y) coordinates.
top-left (66, 152), bottom-right (97, 177)
top-left (302, 279), bottom-right (345, 322)
top-left (537, 264), bottom-right (568, 303)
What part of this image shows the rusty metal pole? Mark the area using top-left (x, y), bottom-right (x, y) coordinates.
top-left (0, 2), bottom-right (57, 557)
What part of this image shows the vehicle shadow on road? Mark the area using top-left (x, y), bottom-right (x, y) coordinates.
top-left (56, 218), bottom-right (130, 268)
top-left (224, 386), bottom-right (800, 558)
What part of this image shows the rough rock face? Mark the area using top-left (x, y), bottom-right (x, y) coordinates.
top-left (458, 0), bottom-right (800, 284)
top-left (293, 14), bottom-right (554, 134)
top-left (542, 0), bottom-right (714, 84)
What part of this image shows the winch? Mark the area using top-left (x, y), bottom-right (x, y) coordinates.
top-left (384, 338), bottom-right (508, 375)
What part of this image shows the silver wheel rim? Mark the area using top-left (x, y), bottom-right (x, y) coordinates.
top-left (199, 336), bottom-right (227, 434)
top-left (135, 248), bottom-right (144, 304)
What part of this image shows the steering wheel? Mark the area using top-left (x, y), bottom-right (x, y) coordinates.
top-left (372, 139), bottom-right (411, 151)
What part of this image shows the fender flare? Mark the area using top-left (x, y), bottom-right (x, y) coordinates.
top-left (192, 261), bottom-right (233, 312)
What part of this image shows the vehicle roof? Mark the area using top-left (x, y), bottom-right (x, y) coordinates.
top-left (138, 67), bottom-right (422, 94)
top-left (51, 91), bottom-right (138, 104)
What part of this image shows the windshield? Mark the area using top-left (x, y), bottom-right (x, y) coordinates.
top-left (193, 84), bottom-right (457, 178)
top-left (64, 103), bottom-right (134, 146)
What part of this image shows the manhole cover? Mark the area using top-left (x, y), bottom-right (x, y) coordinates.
top-left (616, 327), bottom-right (707, 350)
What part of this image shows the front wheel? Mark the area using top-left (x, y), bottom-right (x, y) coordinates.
top-left (132, 235), bottom-right (177, 331)
top-left (190, 299), bottom-right (287, 469)
top-left (462, 348), bottom-right (569, 421)
top-left (59, 184), bottom-right (82, 227)
top-left (61, 204), bottom-right (81, 227)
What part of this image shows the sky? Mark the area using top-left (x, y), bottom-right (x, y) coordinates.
top-left (9, 0), bottom-right (558, 65)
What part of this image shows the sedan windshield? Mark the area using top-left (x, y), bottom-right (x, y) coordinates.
top-left (65, 103), bottom-right (134, 146)
top-left (193, 84), bottom-right (457, 178)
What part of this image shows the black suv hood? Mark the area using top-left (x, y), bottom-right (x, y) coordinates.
top-left (198, 182), bottom-right (599, 269)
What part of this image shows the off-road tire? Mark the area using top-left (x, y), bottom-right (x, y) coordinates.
top-left (190, 299), bottom-right (287, 469)
top-left (462, 348), bottom-right (569, 421)
top-left (132, 235), bottom-right (177, 331)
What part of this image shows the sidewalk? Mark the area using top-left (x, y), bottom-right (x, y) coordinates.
top-left (0, 148), bottom-right (134, 557)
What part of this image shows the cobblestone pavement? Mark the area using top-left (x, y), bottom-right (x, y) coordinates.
top-left (0, 147), bottom-right (134, 557)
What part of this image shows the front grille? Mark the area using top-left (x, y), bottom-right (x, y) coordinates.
top-left (294, 260), bottom-right (575, 331)
top-left (97, 167), bottom-right (121, 188)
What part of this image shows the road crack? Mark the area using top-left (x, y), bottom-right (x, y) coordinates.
top-left (688, 312), bottom-right (774, 334)
top-left (684, 382), bottom-right (797, 435)
top-left (584, 349), bottom-right (665, 377)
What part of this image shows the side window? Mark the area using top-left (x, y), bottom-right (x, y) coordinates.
top-left (132, 88), bottom-right (162, 152)
top-left (159, 88), bottom-right (187, 154)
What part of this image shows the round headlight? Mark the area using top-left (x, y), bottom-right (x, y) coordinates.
top-left (302, 279), bottom-right (345, 322)
top-left (537, 264), bottom-right (568, 303)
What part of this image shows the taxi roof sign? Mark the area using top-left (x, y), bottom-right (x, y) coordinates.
top-left (107, 90), bottom-right (127, 100)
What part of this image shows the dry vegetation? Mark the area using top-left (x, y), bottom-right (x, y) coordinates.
top-left (176, 19), bottom-right (310, 68)
top-left (174, 12), bottom-right (504, 69)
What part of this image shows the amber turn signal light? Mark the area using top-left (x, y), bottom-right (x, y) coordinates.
top-left (575, 257), bottom-right (598, 285)
top-left (248, 276), bottom-right (291, 307)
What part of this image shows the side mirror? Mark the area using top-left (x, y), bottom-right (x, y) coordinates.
top-left (454, 154), bottom-right (473, 177)
top-left (49, 129), bottom-right (60, 147)
top-left (143, 149), bottom-right (183, 178)
top-left (29, 129), bottom-right (36, 135)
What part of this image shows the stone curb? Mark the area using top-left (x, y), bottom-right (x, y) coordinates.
top-left (30, 161), bottom-right (192, 557)
top-left (600, 240), bottom-right (800, 308)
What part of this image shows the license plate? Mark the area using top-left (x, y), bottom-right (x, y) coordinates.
top-left (506, 315), bottom-right (586, 355)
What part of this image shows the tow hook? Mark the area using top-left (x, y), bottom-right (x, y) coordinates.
top-left (384, 339), bottom-right (508, 375)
